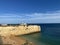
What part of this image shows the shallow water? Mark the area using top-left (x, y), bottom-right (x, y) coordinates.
top-left (19, 24), bottom-right (60, 45)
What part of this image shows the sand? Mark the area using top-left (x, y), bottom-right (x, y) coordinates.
top-left (0, 35), bottom-right (35, 45)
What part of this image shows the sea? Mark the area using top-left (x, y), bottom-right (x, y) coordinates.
top-left (19, 23), bottom-right (60, 45)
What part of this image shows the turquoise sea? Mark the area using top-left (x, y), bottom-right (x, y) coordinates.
top-left (20, 23), bottom-right (60, 45)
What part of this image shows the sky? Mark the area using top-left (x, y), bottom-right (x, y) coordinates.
top-left (0, 0), bottom-right (60, 24)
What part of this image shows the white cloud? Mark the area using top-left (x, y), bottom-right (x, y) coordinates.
top-left (0, 10), bottom-right (60, 23)
top-left (22, 10), bottom-right (60, 23)
top-left (20, 11), bottom-right (60, 20)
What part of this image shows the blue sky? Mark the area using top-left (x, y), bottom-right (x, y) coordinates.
top-left (0, 0), bottom-right (60, 24)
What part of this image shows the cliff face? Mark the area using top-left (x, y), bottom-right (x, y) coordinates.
top-left (0, 25), bottom-right (41, 36)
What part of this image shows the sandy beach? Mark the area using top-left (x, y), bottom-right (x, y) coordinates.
top-left (0, 35), bottom-right (35, 45)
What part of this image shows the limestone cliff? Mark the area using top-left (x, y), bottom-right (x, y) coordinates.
top-left (0, 25), bottom-right (41, 36)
